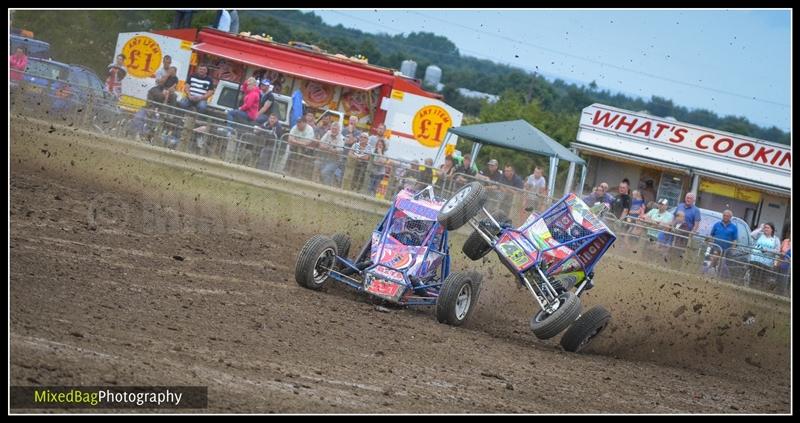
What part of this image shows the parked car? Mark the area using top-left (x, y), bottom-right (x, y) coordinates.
top-left (668, 206), bottom-right (754, 278)
top-left (15, 58), bottom-right (122, 132)
top-left (10, 34), bottom-right (50, 59)
top-left (668, 206), bottom-right (752, 249)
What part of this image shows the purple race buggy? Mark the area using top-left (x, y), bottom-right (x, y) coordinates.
top-left (295, 186), bottom-right (484, 326)
top-left (438, 182), bottom-right (617, 352)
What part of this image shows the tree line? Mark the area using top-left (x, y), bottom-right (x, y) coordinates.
top-left (13, 9), bottom-right (789, 155)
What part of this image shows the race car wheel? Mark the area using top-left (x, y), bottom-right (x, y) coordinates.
top-left (462, 211), bottom-right (510, 260)
top-left (559, 305), bottom-right (611, 353)
top-left (530, 291), bottom-right (581, 339)
top-left (438, 182), bottom-right (487, 231)
top-left (332, 233), bottom-right (351, 262)
top-left (436, 271), bottom-right (482, 326)
top-left (295, 235), bottom-right (338, 291)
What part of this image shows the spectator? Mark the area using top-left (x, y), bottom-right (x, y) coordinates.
top-left (599, 182), bottom-right (615, 205)
top-left (179, 65), bottom-right (214, 114)
top-left (154, 55), bottom-right (172, 84)
top-left (777, 237), bottom-right (791, 293)
top-left (368, 123), bottom-right (388, 153)
top-left (9, 46), bottom-right (28, 81)
top-left (106, 54), bottom-right (127, 98)
top-left (499, 164), bottom-right (524, 216)
top-left (368, 138), bottom-right (390, 195)
top-left (342, 115), bottom-right (360, 140)
top-left (315, 114), bottom-right (333, 140)
top-left (436, 155), bottom-right (457, 191)
top-left (609, 179), bottom-right (632, 220)
top-left (500, 164), bottom-right (524, 190)
top-left (669, 211), bottom-right (694, 250)
top-left (706, 209), bottom-right (738, 273)
top-left (254, 80), bottom-right (275, 125)
top-left (642, 199), bottom-right (673, 243)
top-left (226, 76), bottom-right (260, 130)
top-left (350, 132), bottom-right (371, 191)
top-left (582, 186), bottom-right (607, 207)
top-left (315, 123), bottom-right (345, 186)
top-left (524, 166), bottom-right (548, 212)
top-left (146, 65), bottom-right (178, 105)
top-left (626, 190), bottom-right (646, 223)
top-left (173, 10), bottom-right (194, 28)
top-left (255, 113), bottom-right (284, 171)
top-left (640, 179), bottom-right (657, 208)
top-left (217, 9), bottom-right (231, 31)
top-left (304, 112), bottom-right (317, 131)
top-left (286, 118), bottom-right (317, 178)
top-left (479, 159), bottom-right (503, 183)
top-left (657, 210), bottom-right (688, 254)
top-left (749, 223), bottom-right (781, 286)
top-left (228, 10), bottom-right (240, 34)
top-left (453, 154), bottom-right (477, 190)
top-left (454, 154), bottom-right (476, 177)
top-left (675, 192), bottom-right (701, 233)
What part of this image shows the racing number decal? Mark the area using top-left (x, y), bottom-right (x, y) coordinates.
top-left (122, 36), bottom-right (163, 79)
top-left (412, 106), bottom-right (452, 148)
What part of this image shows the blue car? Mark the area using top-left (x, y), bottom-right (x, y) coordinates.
top-left (295, 185), bottom-right (484, 327)
top-left (442, 182), bottom-right (617, 352)
top-left (10, 34), bottom-right (50, 59)
top-left (14, 58), bottom-right (121, 130)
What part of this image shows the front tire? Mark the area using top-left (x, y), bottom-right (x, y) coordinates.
top-left (438, 182), bottom-right (487, 231)
top-left (295, 235), bottom-right (338, 291)
top-left (436, 272), bottom-right (482, 326)
top-left (530, 291), bottom-right (581, 339)
top-left (560, 305), bottom-right (611, 353)
top-left (462, 211), bottom-right (510, 260)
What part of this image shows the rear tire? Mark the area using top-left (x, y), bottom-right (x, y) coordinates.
top-left (331, 233), bottom-right (351, 261)
top-left (530, 291), bottom-right (581, 339)
top-left (560, 305), bottom-right (611, 353)
top-left (436, 272), bottom-right (482, 326)
top-left (438, 182), bottom-right (487, 231)
top-left (295, 235), bottom-right (338, 291)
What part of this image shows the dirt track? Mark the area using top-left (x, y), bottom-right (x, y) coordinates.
top-left (9, 118), bottom-right (792, 413)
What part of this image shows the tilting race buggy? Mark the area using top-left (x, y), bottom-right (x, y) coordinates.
top-left (295, 186), bottom-right (482, 326)
top-left (438, 182), bottom-right (617, 352)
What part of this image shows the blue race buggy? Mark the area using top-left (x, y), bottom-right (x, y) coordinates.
top-left (295, 186), bottom-right (484, 326)
top-left (438, 182), bottom-right (617, 352)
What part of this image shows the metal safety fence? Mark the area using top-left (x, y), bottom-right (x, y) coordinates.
top-left (10, 72), bottom-right (790, 297)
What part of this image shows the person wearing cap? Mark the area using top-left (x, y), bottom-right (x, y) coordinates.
top-left (254, 79), bottom-right (276, 125)
top-left (642, 199), bottom-right (674, 242)
top-left (479, 159), bottom-right (503, 184)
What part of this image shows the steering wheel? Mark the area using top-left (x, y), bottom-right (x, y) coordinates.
top-left (393, 231), bottom-right (422, 246)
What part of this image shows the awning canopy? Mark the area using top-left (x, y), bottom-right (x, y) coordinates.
top-left (192, 42), bottom-right (383, 91)
top-left (448, 119), bottom-right (585, 165)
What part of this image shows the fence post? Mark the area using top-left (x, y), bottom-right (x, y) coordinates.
top-left (180, 112), bottom-right (195, 153)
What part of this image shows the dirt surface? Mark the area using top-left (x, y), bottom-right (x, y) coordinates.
top-left (9, 118), bottom-right (791, 413)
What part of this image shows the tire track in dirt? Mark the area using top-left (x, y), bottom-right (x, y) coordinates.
top-left (10, 124), bottom-right (790, 413)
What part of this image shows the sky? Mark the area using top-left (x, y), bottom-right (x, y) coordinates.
top-left (311, 9), bottom-right (791, 132)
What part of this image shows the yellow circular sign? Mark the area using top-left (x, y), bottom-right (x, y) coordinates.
top-left (412, 105), bottom-right (453, 148)
top-left (121, 36), bottom-right (163, 78)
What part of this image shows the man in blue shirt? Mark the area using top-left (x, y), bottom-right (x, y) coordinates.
top-left (709, 209), bottom-right (738, 251)
top-left (675, 192), bottom-right (701, 233)
top-left (707, 209), bottom-right (738, 272)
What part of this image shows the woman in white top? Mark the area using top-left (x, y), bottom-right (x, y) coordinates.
top-left (749, 222), bottom-right (781, 285)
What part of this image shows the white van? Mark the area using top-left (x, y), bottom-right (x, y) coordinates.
top-left (208, 80), bottom-right (343, 130)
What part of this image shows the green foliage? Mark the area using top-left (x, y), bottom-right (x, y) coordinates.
top-left (11, 9), bottom-right (789, 145)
